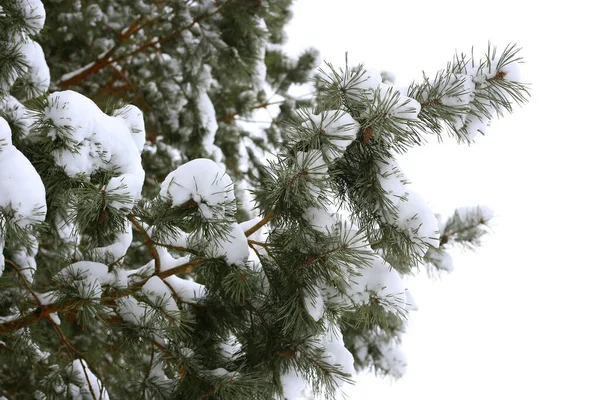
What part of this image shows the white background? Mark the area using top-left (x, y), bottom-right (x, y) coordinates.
top-left (285, 0), bottom-right (600, 398)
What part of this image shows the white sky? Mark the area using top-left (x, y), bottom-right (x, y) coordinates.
top-left (285, 0), bottom-right (600, 398)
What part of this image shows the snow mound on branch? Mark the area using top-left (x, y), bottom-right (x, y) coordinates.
top-left (301, 111), bottom-right (359, 161)
top-left (428, 248), bottom-right (454, 272)
top-left (68, 359), bottom-right (110, 400)
top-left (159, 158), bottom-right (234, 219)
top-left (319, 320), bottom-right (355, 387)
top-left (303, 205), bottom-right (339, 234)
top-left (17, 40), bottom-right (50, 98)
top-left (0, 96), bottom-right (34, 137)
top-left (114, 104), bottom-right (146, 153)
top-left (18, 0), bottom-right (46, 34)
top-left (92, 222), bottom-right (132, 263)
top-left (117, 296), bottom-right (150, 326)
top-left (376, 159), bottom-right (439, 256)
top-left (295, 150), bottom-right (328, 197)
top-left (338, 68), bottom-right (383, 101)
top-left (379, 84), bottom-right (422, 121)
top-left (142, 276), bottom-right (180, 319)
top-left (303, 283), bottom-right (326, 321)
top-left (376, 338), bottom-right (408, 378)
top-left (397, 191), bottom-right (439, 254)
top-left (353, 333), bottom-right (408, 378)
top-left (339, 68), bottom-right (421, 122)
top-left (205, 223), bottom-right (249, 266)
top-left (0, 117), bottom-right (46, 227)
top-left (164, 275), bottom-right (206, 303)
top-left (279, 365), bottom-right (307, 400)
top-left (54, 261), bottom-right (124, 301)
top-left (44, 91), bottom-right (145, 214)
top-left (0, 117), bottom-right (46, 279)
top-left (348, 255), bottom-right (407, 314)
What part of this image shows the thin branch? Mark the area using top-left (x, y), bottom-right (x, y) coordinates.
top-left (6, 259), bottom-right (42, 307)
top-left (128, 215), bottom-right (161, 274)
top-left (0, 257), bottom-right (203, 334)
top-left (244, 211), bottom-right (274, 237)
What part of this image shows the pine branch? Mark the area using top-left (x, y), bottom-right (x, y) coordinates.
top-left (244, 212), bottom-right (274, 237)
top-left (56, 2), bottom-right (232, 89)
top-left (128, 214), bottom-right (161, 274)
top-left (0, 257), bottom-right (203, 334)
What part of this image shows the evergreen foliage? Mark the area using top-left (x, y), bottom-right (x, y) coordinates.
top-left (0, 1), bottom-right (529, 398)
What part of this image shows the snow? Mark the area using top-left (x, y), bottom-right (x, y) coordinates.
top-left (376, 158), bottom-right (408, 216)
top-left (141, 276), bottom-right (179, 318)
top-left (499, 61), bottom-right (521, 82)
top-left (17, 40), bottom-right (50, 97)
top-left (354, 69), bottom-right (383, 93)
top-left (381, 88), bottom-right (422, 121)
top-left (396, 191), bottom-right (440, 255)
top-left (440, 74), bottom-right (476, 107)
top-left (104, 173), bottom-right (143, 212)
top-left (44, 90), bottom-right (144, 179)
top-left (483, 59), bottom-right (521, 83)
top-left (376, 159), bottom-right (439, 256)
top-left (303, 206), bottom-right (339, 234)
top-left (319, 320), bottom-right (355, 387)
top-left (159, 158), bottom-right (234, 219)
top-left (295, 150), bottom-right (328, 197)
top-left (334, 67), bottom-right (382, 102)
top-left (254, 18), bottom-right (268, 87)
top-left (301, 111), bottom-right (359, 161)
top-left (92, 222), bottom-right (132, 263)
top-left (114, 104), bottom-right (146, 153)
top-left (155, 247), bottom-right (191, 273)
top-left (11, 242), bottom-right (38, 282)
top-left (464, 114), bottom-right (490, 140)
top-left (240, 216), bottom-right (268, 243)
top-left (279, 365), bottom-right (307, 400)
top-left (220, 334), bottom-right (242, 361)
top-left (54, 261), bottom-right (130, 299)
top-left (56, 261), bottom-right (110, 300)
top-left (18, 0), bottom-right (46, 34)
top-left (68, 359), bottom-right (110, 400)
top-left (428, 248), bottom-right (454, 272)
top-left (198, 90), bottom-right (217, 147)
top-left (303, 284), bottom-right (325, 321)
top-left (116, 296), bottom-right (150, 326)
top-left (205, 223), bottom-right (249, 265)
top-left (404, 288), bottom-right (418, 311)
top-left (164, 275), bottom-right (205, 302)
top-left (59, 62), bottom-right (94, 83)
top-left (41, 92), bottom-right (145, 231)
top-left (0, 117), bottom-right (46, 278)
top-left (0, 96), bottom-right (34, 137)
top-left (48, 312), bottom-right (61, 326)
top-left (0, 117), bottom-right (47, 227)
top-left (348, 255), bottom-right (407, 315)
top-left (377, 338), bottom-right (408, 378)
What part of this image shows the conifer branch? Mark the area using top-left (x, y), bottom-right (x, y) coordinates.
top-left (6, 259), bottom-right (42, 307)
top-left (0, 257), bottom-right (204, 334)
top-left (128, 214), bottom-right (161, 273)
top-left (57, 2), bottom-right (232, 89)
top-left (244, 212), bottom-right (274, 237)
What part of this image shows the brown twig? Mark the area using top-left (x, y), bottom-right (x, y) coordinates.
top-left (0, 257), bottom-right (203, 334)
top-left (244, 212), bottom-right (274, 237)
top-left (128, 215), bottom-right (161, 274)
top-left (57, 4), bottom-right (229, 89)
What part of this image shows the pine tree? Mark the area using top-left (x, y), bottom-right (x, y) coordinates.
top-left (0, 1), bottom-right (529, 399)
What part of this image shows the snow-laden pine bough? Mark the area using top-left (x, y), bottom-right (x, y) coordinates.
top-left (0, 1), bottom-right (528, 399)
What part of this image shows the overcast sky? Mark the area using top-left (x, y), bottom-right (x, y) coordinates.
top-left (285, 0), bottom-right (600, 398)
